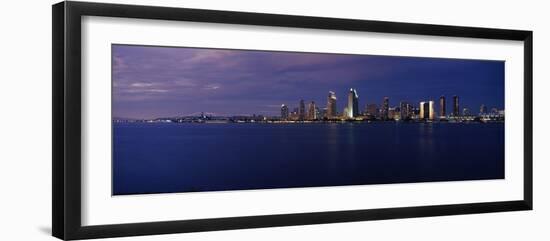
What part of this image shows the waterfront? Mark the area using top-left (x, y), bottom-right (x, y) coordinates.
top-left (112, 122), bottom-right (504, 195)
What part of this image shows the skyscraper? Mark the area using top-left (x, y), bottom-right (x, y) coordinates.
top-left (315, 107), bottom-right (321, 120)
top-left (419, 101), bottom-right (429, 120)
top-left (428, 100), bottom-right (435, 120)
top-left (347, 88), bottom-right (359, 118)
top-left (326, 91), bottom-right (337, 119)
top-left (419, 101), bottom-right (425, 119)
top-left (298, 99), bottom-right (305, 120)
top-left (439, 95), bottom-right (446, 118)
top-left (400, 102), bottom-right (410, 120)
top-left (453, 95), bottom-right (460, 116)
top-left (307, 101), bottom-right (316, 120)
top-left (280, 104), bottom-right (289, 120)
top-left (381, 97), bottom-right (389, 120)
top-left (320, 107), bottom-right (327, 119)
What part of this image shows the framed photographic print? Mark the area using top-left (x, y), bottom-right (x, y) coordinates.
top-left (52, 1), bottom-right (533, 240)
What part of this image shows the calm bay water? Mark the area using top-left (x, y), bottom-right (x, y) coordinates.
top-left (112, 122), bottom-right (504, 195)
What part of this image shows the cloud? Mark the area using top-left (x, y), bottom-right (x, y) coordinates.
top-left (111, 45), bottom-right (377, 108)
top-left (203, 84), bottom-right (221, 90)
top-left (130, 82), bottom-right (155, 87)
top-left (147, 89), bottom-right (170, 93)
top-left (119, 88), bottom-right (170, 94)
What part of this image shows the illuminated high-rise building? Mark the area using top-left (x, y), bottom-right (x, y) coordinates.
top-left (381, 97), bottom-right (390, 120)
top-left (400, 102), bottom-right (411, 120)
top-left (419, 101), bottom-right (425, 119)
top-left (453, 95), bottom-right (460, 116)
top-left (315, 107), bottom-right (321, 120)
top-left (439, 95), bottom-right (446, 118)
top-left (326, 91), bottom-right (337, 118)
top-left (307, 101), bottom-right (316, 120)
top-left (347, 88), bottom-right (359, 118)
top-left (428, 100), bottom-right (435, 120)
top-left (298, 99), bottom-right (305, 120)
top-left (419, 101), bottom-right (429, 120)
top-left (280, 104), bottom-right (289, 120)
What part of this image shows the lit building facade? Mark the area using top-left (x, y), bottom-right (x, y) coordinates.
top-left (428, 100), bottom-right (435, 120)
top-left (419, 101), bottom-right (430, 120)
top-left (307, 101), bottom-right (316, 120)
top-left (326, 91), bottom-right (337, 118)
top-left (347, 88), bottom-right (359, 118)
top-left (419, 101), bottom-right (425, 119)
top-left (290, 108), bottom-right (300, 120)
top-left (399, 102), bottom-right (411, 120)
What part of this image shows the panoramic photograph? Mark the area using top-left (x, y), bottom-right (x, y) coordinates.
top-left (112, 44), bottom-right (505, 195)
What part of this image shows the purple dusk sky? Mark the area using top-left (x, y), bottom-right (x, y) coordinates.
top-left (112, 44), bottom-right (504, 119)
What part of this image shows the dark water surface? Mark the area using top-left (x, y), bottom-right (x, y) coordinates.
top-left (112, 122), bottom-right (504, 195)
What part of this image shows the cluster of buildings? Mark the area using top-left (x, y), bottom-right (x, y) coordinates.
top-left (280, 89), bottom-right (504, 122)
top-left (115, 88), bottom-right (504, 124)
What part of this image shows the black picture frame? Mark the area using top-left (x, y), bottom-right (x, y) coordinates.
top-left (52, 1), bottom-right (533, 240)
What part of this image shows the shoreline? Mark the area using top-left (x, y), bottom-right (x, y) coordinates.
top-left (113, 119), bottom-right (505, 124)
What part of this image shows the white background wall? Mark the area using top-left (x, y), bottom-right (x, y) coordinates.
top-left (0, 0), bottom-right (548, 240)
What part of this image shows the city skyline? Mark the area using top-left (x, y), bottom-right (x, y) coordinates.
top-left (273, 90), bottom-right (501, 122)
top-left (113, 44), bottom-right (505, 119)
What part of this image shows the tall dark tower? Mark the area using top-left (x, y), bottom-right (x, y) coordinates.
top-left (298, 99), bottom-right (306, 120)
top-left (399, 102), bottom-right (409, 120)
top-left (439, 95), bottom-right (446, 117)
top-left (453, 95), bottom-right (459, 116)
top-left (382, 97), bottom-right (390, 120)
top-left (280, 104), bottom-right (289, 120)
top-left (420, 101), bottom-right (430, 120)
